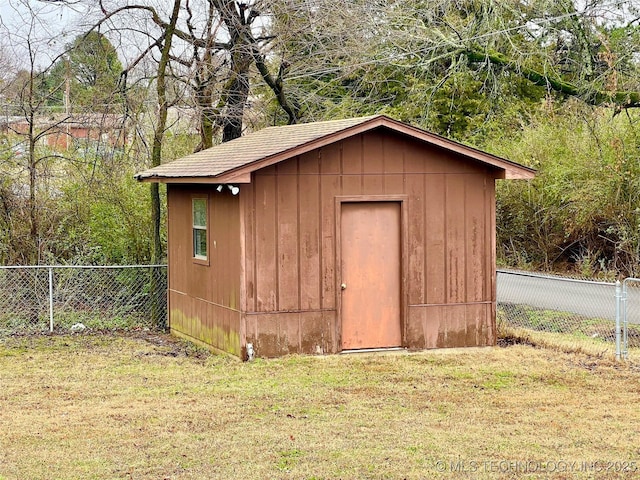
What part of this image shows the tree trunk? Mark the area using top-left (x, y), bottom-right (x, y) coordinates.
top-left (149, 0), bottom-right (180, 328)
top-left (214, 0), bottom-right (254, 143)
top-left (221, 46), bottom-right (252, 142)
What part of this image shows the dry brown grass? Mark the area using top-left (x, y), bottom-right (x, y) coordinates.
top-left (1, 333), bottom-right (640, 479)
top-left (499, 324), bottom-right (640, 362)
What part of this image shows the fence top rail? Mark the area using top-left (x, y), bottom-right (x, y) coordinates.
top-left (0, 264), bottom-right (167, 270)
top-left (622, 277), bottom-right (640, 288)
top-left (497, 268), bottom-right (616, 287)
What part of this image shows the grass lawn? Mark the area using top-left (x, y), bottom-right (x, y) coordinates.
top-left (1, 333), bottom-right (640, 479)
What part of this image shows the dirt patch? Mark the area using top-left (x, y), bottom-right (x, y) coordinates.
top-left (497, 333), bottom-right (537, 348)
top-left (122, 330), bottom-right (213, 359)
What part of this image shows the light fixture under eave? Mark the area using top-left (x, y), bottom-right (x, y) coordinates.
top-left (216, 185), bottom-right (223, 192)
top-left (228, 185), bottom-right (240, 195)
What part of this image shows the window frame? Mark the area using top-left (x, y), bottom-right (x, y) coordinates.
top-left (192, 195), bottom-right (210, 265)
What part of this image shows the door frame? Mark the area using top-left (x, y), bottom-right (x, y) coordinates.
top-left (335, 195), bottom-right (409, 351)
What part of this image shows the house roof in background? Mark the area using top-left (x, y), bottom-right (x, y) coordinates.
top-left (0, 113), bottom-right (128, 129)
top-left (135, 115), bottom-right (535, 183)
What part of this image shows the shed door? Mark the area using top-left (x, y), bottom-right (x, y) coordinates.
top-left (340, 202), bottom-right (402, 350)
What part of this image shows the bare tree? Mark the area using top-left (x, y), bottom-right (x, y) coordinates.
top-left (93, 0), bottom-right (299, 147)
top-left (0, 0), bottom-right (75, 263)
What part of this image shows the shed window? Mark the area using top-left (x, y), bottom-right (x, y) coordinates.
top-left (192, 197), bottom-right (208, 260)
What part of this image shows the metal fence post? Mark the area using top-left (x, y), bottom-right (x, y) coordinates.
top-left (48, 267), bottom-right (54, 333)
top-left (622, 280), bottom-right (629, 361)
top-left (615, 280), bottom-right (621, 361)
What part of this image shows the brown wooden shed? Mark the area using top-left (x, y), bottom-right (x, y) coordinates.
top-left (136, 115), bottom-right (534, 359)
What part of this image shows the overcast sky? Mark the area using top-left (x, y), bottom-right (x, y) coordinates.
top-left (0, 0), bottom-right (92, 70)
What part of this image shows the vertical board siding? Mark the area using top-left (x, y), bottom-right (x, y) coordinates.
top-left (299, 152), bottom-right (322, 310)
top-left (362, 130), bottom-right (385, 193)
top-left (246, 311), bottom-right (334, 357)
top-left (465, 174), bottom-right (487, 302)
top-left (254, 172), bottom-right (278, 311)
top-left (405, 146), bottom-right (425, 305)
top-left (425, 174), bottom-right (446, 304)
top-left (382, 133), bottom-right (405, 193)
top-left (319, 143), bottom-right (341, 310)
top-left (242, 185), bottom-right (255, 312)
top-left (245, 130), bottom-right (497, 356)
top-left (445, 175), bottom-right (466, 304)
top-left (487, 180), bottom-right (497, 303)
top-left (167, 186), bottom-right (241, 355)
top-left (341, 133), bottom-right (363, 194)
top-left (276, 160), bottom-right (300, 311)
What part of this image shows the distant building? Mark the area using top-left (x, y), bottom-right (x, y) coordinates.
top-left (0, 113), bottom-right (129, 150)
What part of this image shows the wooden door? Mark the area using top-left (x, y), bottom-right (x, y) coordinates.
top-left (340, 202), bottom-right (402, 350)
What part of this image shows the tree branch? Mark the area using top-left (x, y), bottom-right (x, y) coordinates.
top-left (464, 48), bottom-right (640, 109)
top-left (253, 53), bottom-right (300, 124)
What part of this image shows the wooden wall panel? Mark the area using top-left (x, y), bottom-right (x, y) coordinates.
top-left (405, 147), bottom-right (425, 305)
top-left (243, 130), bottom-right (498, 352)
top-left (341, 133), bottom-right (362, 194)
top-left (441, 304), bottom-right (468, 348)
top-left (212, 192), bottom-right (241, 308)
top-left (445, 175), bottom-right (466, 303)
top-left (299, 152), bottom-right (321, 310)
top-left (487, 179), bottom-right (497, 303)
top-left (241, 184), bottom-right (254, 312)
top-left (362, 130), bottom-right (384, 193)
top-left (300, 311), bottom-right (325, 354)
top-left (405, 303), bottom-right (495, 349)
top-left (319, 144), bottom-right (341, 310)
top-left (276, 160), bottom-right (300, 311)
top-left (465, 175), bottom-right (487, 302)
top-left (168, 186), bottom-right (241, 306)
top-left (383, 133), bottom-right (405, 193)
top-left (247, 311), bottom-right (337, 357)
top-left (465, 303), bottom-right (483, 346)
top-left (406, 306), bottom-right (427, 349)
top-left (169, 290), bottom-right (241, 356)
top-left (425, 174), bottom-right (446, 304)
top-left (254, 173), bottom-right (278, 311)
top-left (167, 188), bottom-right (187, 296)
top-left (167, 185), bottom-right (242, 356)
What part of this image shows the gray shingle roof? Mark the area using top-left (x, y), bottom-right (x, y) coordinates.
top-left (135, 114), bottom-right (535, 182)
top-left (135, 116), bottom-right (379, 181)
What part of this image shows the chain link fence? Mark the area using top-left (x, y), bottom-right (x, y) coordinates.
top-left (0, 265), bottom-right (167, 335)
top-left (1, 264), bottom-right (635, 358)
top-left (497, 269), bottom-right (640, 359)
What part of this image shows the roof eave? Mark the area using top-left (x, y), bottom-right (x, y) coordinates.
top-left (134, 114), bottom-right (536, 182)
top-left (503, 168), bottom-right (536, 180)
top-left (212, 115), bottom-right (536, 181)
top-left (135, 171), bottom-right (252, 184)
top-left (377, 117), bottom-right (536, 179)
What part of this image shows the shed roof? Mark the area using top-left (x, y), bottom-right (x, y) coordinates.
top-left (135, 115), bottom-right (535, 183)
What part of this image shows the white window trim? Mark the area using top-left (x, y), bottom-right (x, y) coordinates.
top-left (192, 196), bottom-right (209, 264)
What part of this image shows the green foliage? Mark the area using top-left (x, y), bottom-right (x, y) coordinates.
top-left (492, 102), bottom-right (640, 276)
top-left (46, 31), bottom-right (124, 112)
top-left (0, 133), bottom-right (162, 265)
top-left (55, 154), bottom-right (161, 265)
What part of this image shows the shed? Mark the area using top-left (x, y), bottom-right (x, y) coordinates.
top-left (136, 115), bottom-right (535, 359)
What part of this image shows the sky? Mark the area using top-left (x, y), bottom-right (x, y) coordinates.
top-left (0, 0), bottom-right (90, 70)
